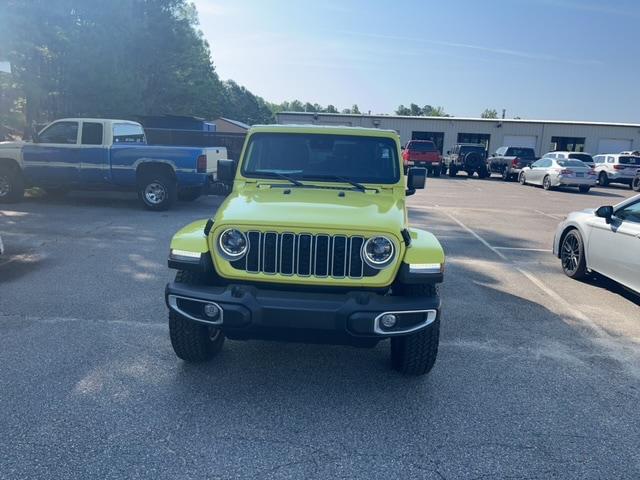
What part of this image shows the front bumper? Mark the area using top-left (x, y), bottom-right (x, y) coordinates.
top-left (165, 282), bottom-right (440, 346)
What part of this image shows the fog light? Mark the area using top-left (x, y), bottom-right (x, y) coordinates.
top-left (380, 313), bottom-right (397, 328)
top-left (203, 303), bottom-right (220, 319)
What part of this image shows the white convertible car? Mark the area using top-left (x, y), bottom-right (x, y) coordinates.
top-left (553, 194), bottom-right (640, 293)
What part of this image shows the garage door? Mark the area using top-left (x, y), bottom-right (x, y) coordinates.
top-left (502, 135), bottom-right (537, 149)
top-left (597, 138), bottom-right (632, 154)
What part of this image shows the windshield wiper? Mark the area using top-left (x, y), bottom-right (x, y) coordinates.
top-left (305, 175), bottom-right (370, 192)
top-left (267, 172), bottom-right (305, 187)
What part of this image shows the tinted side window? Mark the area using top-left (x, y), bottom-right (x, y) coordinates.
top-left (81, 122), bottom-right (103, 145)
top-left (616, 201), bottom-right (640, 223)
top-left (39, 122), bottom-right (79, 144)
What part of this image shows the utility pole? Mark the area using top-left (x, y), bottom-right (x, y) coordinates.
top-left (501, 109), bottom-right (506, 119)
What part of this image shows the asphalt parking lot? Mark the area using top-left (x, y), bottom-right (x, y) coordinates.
top-left (1, 178), bottom-right (639, 479)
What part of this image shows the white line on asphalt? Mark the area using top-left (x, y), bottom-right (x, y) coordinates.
top-left (444, 212), bottom-right (607, 336)
top-left (534, 209), bottom-right (565, 220)
top-left (493, 247), bottom-right (553, 252)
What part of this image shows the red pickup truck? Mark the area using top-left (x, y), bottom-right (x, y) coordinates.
top-left (402, 140), bottom-right (441, 177)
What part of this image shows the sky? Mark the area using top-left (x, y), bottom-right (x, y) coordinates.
top-left (193, 0), bottom-right (640, 123)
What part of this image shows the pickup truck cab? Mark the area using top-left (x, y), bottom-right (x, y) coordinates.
top-left (165, 125), bottom-right (446, 376)
top-left (488, 146), bottom-right (537, 181)
top-left (402, 140), bottom-right (441, 177)
top-left (0, 118), bottom-right (227, 210)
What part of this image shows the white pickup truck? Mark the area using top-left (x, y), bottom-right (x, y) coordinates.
top-left (0, 118), bottom-right (227, 210)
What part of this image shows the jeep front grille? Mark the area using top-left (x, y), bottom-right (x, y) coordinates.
top-left (229, 232), bottom-right (379, 278)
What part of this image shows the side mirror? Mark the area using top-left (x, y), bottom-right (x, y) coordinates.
top-left (595, 205), bottom-right (614, 224)
top-left (406, 167), bottom-right (426, 196)
top-left (217, 159), bottom-right (236, 183)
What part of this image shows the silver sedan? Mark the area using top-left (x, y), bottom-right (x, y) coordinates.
top-left (519, 158), bottom-right (597, 193)
top-left (553, 194), bottom-right (640, 293)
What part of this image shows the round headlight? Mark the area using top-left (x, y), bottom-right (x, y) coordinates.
top-left (218, 229), bottom-right (248, 259)
top-left (362, 236), bottom-right (395, 268)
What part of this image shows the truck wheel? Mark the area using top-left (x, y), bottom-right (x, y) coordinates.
top-left (501, 168), bottom-right (511, 181)
top-left (390, 283), bottom-right (440, 376)
top-left (448, 166), bottom-right (458, 177)
top-left (632, 176), bottom-right (640, 192)
top-left (178, 188), bottom-right (202, 202)
top-left (0, 164), bottom-right (25, 203)
top-left (598, 172), bottom-right (609, 187)
top-left (560, 230), bottom-right (587, 280)
top-left (578, 185), bottom-right (591, 193)
top-left (543, 175), bottom-right (552, 190)
top-left (169, 270), bottom-right (225, 363)
top-left (138, 171), bottom-right (176, 211)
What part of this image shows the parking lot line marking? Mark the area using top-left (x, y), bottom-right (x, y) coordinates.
top-left (444, 212), bottom-right (607, 336)
top-left (534, 209), bottom-right (565, 220)
top-left (493, 247), bottom-right (553, 252)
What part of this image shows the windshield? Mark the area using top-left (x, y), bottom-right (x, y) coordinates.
top-left (557, 159), bottom-right (587, 167)
top-left (506, 147), bottom-right (535, 158)
top-left (408, 141), bottom-right (436, 152)
top-left (619, 156), bottom-right (639, 165)
top-left (568, 153), bottom-right (593, 163)
top-left (242, 133), bottom-right (400, 184)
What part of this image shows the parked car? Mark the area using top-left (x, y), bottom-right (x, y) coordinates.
top-left (543, 151), bottom-right (594, 168)
top-left (592, 154), bottom-right (639, 188)
top-left (402, 140), bottom-right (441, 177)
top-left (488, 146), bottom-right (537, 181)
top-left (519, 157), bottom-right (596, 192)
top-left (0, 118), bottom-right (228, 210)
top-left (441, 143), bottom-right (489, 178)
top-left (553, 194), bottom-right (640, 293)
top-left (165, 124), bottom-right (446, 376)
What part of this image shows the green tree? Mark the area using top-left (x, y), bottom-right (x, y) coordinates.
top-left (325, 104), bottom-right (338, 113)
top-left (481, 108), bottom-right (498, 119)
top-left (351, 104), bottom-right (361, 114)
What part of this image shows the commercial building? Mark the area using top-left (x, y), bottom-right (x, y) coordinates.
top-left (276, 112), bottom-right (640, 156)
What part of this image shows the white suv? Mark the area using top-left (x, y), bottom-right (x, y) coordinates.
top-left (592, 154), bottom-right (639, 188)
top-left (543, 151), bottom-right (594, 168)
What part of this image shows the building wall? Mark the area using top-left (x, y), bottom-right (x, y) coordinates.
top-left (276, 113), bottom-right (640, 156)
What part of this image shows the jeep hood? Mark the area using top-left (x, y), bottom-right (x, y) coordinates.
top-left (215, 186), bottom-right (406, 235)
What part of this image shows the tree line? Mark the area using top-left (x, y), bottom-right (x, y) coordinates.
top-left (0, 0), bottom-right (508, 137)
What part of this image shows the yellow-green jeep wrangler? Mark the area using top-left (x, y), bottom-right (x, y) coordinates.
top-left (165, 125), bottom-right (445, 375)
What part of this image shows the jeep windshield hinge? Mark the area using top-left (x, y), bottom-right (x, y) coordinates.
top-left (401, 228), bottom-right (412, 246)
top-left (204, 219), bottom-right (214, 236)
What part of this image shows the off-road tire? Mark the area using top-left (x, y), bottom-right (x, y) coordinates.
top-left (560, 230), bottom-right (587, 280)
top-left (169, 270), bottom-right (225, 362)
top-left (632, 176), bottom-right (640, 192)
top-left (137, 170), bottom-right (176, 211)
top-left (0, 164), bottom-right (25, 203)
top-left (578, 185), bottom-right (591, 193)
top-left (543, 175), bottom-right (552, 190)
top-left (598, 171), bottom-right (609, 187)
top-left (390, 283), bottom-right (440, 376)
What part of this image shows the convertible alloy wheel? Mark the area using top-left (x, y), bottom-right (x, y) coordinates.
top-left (560, 230), bottom-right (587, 279)
top-left (543, 175), bottom-right (552, 190)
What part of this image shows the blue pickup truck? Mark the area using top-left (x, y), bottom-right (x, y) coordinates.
top-left (0, 118), bottom-right (227, 210)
